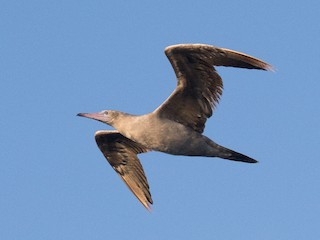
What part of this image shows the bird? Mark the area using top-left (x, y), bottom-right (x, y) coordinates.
top-left (77, 44), bottom-right (272, 210)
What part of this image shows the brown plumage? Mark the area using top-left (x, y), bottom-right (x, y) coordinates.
top-left (95, 130), bottom-right (152, 209)
top-left (78, 44), bottom-right (272, 210)
top-left (156, 44), bottom-right (272, 133)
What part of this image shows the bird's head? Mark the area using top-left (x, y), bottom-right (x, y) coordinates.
top-left (77, 110), bottom-right (119, 126)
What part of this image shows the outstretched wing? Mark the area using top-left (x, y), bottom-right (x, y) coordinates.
top-left (95, 130), bottom-right (152, 210)
top-left (154, 44), bottom-right (273, 133)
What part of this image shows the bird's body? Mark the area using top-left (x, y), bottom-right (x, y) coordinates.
top-left (103, 111), bottom-right (250, 159)
top-left (108, 111), bottom-right (206, 155)
top-left (78, 44), bottom-right (273, 210)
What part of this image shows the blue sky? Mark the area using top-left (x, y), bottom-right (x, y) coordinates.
top-left (1, 1), bottom-right (320, 239)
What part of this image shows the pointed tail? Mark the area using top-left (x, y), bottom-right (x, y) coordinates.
top-left (215, 144), bottom-right (258, 163)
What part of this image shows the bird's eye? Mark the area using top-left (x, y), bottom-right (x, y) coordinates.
top-left (104, 111), bottom-right (108, 115)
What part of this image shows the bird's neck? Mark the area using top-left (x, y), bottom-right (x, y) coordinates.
top-left (111, 112), bottom-right (137, 130)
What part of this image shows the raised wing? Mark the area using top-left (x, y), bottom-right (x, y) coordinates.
top-left (95, 130), bottom-right (152, 210)
top-left (154, 44), bottom-right (273, 133)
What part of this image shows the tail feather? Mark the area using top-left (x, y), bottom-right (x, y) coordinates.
top-left (216, 145), bottom-right (258, 163)
top-left (223, 149), bottom-right (258, 163)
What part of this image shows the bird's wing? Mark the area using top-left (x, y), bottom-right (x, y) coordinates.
top-left (154, 44), bottom-right (273, 133)
top-left (95, 130), bottom-right (152, 210)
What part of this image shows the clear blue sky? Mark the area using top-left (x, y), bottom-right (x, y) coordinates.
top-left (1, 1), bottom-right (319, 239)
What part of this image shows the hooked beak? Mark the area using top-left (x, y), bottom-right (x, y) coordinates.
top-left (77, 112), bottom-right (106, 122)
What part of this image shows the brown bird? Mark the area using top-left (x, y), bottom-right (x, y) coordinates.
top-left (77, 44), bottom-right (272, 210)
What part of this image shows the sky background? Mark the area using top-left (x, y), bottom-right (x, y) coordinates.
top-left (1, 1), bottom-right (320, 239)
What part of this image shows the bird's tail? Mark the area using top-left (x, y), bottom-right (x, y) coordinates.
top-left (212, 143), bottom-right (258, 163)
top-left (221, 148), bottom-right (258, 163)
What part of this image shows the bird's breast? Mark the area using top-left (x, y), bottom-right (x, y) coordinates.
top-left (118, 115), bottom-right (210, 156)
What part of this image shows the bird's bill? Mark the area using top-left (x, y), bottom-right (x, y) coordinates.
top-left (77, 112), bottom-right (106, 122)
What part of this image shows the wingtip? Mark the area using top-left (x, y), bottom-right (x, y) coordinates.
top-left (141, 197), bottom-right (153, 211)
top-left (145, 203), bottom-right (153, 212)
top-left (261, 62), bottom-right (275, 72)
top-left (137, 198), bottom-right (153, 212)
top-left (266, 64), bottom-right (276, 72)
top-left (165, 44), bottom-right (275, 72)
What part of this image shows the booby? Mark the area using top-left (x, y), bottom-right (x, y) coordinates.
top-left (77, 44), bottom-right (272, 210)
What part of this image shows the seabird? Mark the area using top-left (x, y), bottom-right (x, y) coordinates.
top-left (77, 44), bottom-right (272, 210)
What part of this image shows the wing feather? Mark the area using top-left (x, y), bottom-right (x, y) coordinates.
top-left (95, 130), bottom-right (152, 210)
top-left (154, 44), bottom-right (272, 133)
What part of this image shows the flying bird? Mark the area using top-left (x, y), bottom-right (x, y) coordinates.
top-left (77, 44), bottom-right (272, 210)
